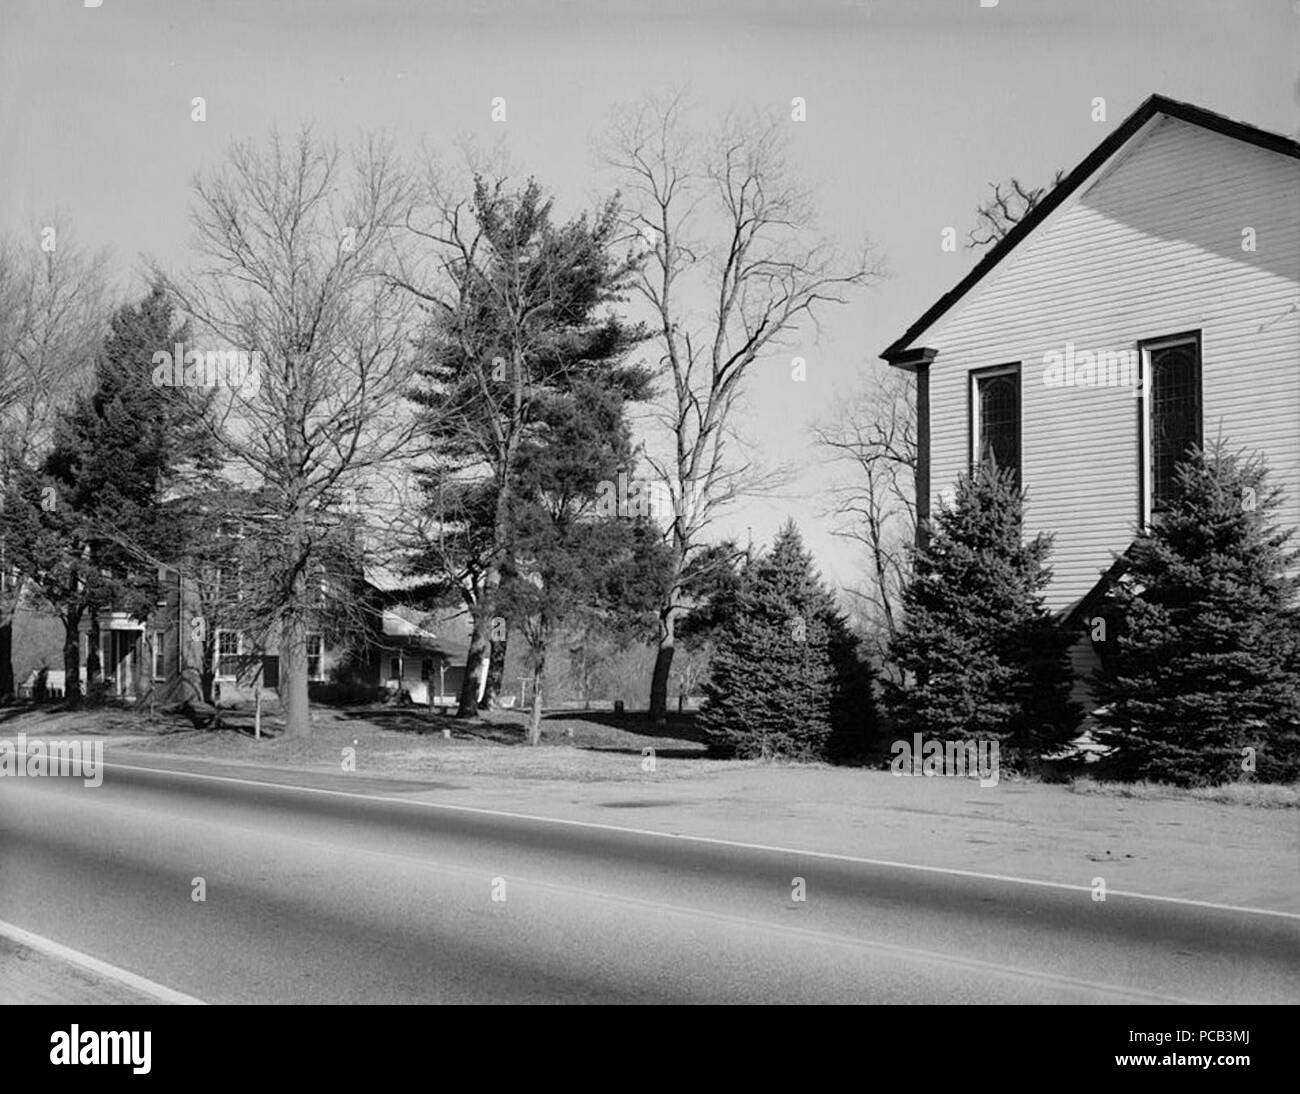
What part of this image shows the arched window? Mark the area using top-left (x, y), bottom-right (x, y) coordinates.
top-left (972, 365), bottom-right (1021, 484)
top-left (1144, 336), bottom-right (1201, 514)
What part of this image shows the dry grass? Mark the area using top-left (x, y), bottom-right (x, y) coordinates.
top-left (0, 700), bottom-right (717, 784)
top-left (5, 702), bottom-right (1297, 805)
top-left (1070, 775), bottom-right (1300, 808)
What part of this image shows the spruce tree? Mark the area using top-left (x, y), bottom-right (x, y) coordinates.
top-left (699, 521), bottom-right (873, 761)
top-left (1093, 444), bottom-right (1300, 786)
top-left (882, 466), bottom-right (1080, 766)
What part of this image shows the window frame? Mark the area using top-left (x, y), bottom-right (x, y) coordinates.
top-left (1138, 330), bottom-right (1202, 527)
top-left (968, 362), bottom-right (1023, 483)
top-left (152, 631), bottom-right (166, 681)
top-left (214, 629), bottom-right (243, 682)
top-left (305, 632), bottom-right (325, 682)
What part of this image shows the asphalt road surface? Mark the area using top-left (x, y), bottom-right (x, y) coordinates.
top-left (2, 759), bottom-right (1298, 1004)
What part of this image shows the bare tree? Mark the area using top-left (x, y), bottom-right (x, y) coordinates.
top-left (0, 225), bottom-right (108, 460)
top-left (605, 93), bottom-right (884, 721)
top-left (0, 224), bottom-right (108, 700)
top-left (159, 128), bottom-right (417, 738)
top-left (967, 170), bottom-right (1065, 248)
top-left (812, 369), bottom-right (916, 680)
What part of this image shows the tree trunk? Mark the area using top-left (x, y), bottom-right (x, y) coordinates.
top-left (279, 477), bottom-right (312, 738)
top-left (86, 609), bottom-right (102, 704)
top-left (527, 658), bottom-right (544, 746)
top-left (199, 634), bottom-right (215, 706)
top-left (280, 612), bottom-right (310, 738)
top-left (0, 616), bottom-right (13, 701)
top-left (482, 629), bottom-right (508, 709)
top-left (62, 610), bottom-right (83, 707)
top-left (457, 607), bottom-right (489, 717)
top-left (648, 541), bottom-right (687, 724)
top-left (280, 512), bottom-right (310, 739)
top-left (648, 606), bottom-right (676, 724)
top-left (476, 429), bottom-right (516, 712)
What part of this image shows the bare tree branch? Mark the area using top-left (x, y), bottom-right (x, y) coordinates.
top-left (603, 92), bottom-right (885, 719)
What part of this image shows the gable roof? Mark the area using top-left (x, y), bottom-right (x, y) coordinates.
top-left (882, 94), bottom-right (1300, 367)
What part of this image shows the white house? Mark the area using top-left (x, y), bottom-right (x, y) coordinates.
top-left (883, 94), bottom-right (1300, 697)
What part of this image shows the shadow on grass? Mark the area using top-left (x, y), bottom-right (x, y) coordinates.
top-left (0, 703), bottom-right (43, 724)
top-left (329, 705), bottom-right (532, 745)
top-left (583, 745), bottom-right (707, 760)
top-left (0, 700), bottom-right (184, 734)
top-left (540, 709), bottom-right (706, 743)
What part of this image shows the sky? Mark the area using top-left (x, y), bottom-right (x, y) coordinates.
top-left (1, 0), bottom-right (1297, 592)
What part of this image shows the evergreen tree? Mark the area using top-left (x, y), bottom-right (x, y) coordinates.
top-left (699, 521), bottom-right (873, 761)
top-left (405, 177), bottom-right (649, 716)
top-left (882, 466), bottom-right (1080, 766)
top-left (4, 285), bottom-right (214, 704)
top-left (496, 376), bottom-right (671, 744)
top-left (1093, 444), bottom-right (1300, 785)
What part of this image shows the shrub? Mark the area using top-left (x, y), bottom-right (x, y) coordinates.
top-left (1093, 443), bottom-right (1300, 786)
top-left (699, 521), bottom-right (873, 761)
top-left (882, 465), bottom-right (1081, 767)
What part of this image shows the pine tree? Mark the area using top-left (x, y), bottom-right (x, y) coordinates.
top-left (1093, 444), bottom-right (1300, 786)
top-left (699, 521), bottom-right (873, 761)
top-left (882, 466), bottom-right (1080, 766)
top-left (4, 285), bottom-right (214, 705)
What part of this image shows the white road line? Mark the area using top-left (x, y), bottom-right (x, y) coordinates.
top-left (12, 786), bottom-right (1213, 1003)
top-left (95, 758), bottom-right (1300, 923)
top-left (0, 918), bottom-right (205, 1005)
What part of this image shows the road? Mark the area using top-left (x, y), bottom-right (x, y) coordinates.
top-left (2, 758), bottom-right (1298, 1003)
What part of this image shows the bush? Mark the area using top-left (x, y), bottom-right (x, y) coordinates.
top-left (882, 465), bottom-right (1081, 767)
top-left (699, 521), bottom-right (873, 761)
top-left (1093, 443), bottom-right (1300, 786)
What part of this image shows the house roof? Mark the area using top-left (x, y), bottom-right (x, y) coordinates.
top-left (365, 567), bottom-right (433, 594)
top-left (377, 605), bottom-right (471, 661)
top-left (882, 94), bottom-right (1300, 367)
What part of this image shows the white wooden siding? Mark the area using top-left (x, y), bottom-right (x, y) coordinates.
top-left (918, 116), bottom-right (1300, 611)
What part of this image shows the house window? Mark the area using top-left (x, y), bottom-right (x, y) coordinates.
top-left (971, 365), bottom-right (1021, 484)
top-left (390, 656), bottom-right (402, 680)
top-left (216, 630), bottom-right (242, 680)
top-left (216, 555), bottom-right (246, 604)
top-left (1142, 333), bottom-right (1202, 517)
top-left (420, 658), bottom-right (433, 682)
top-left (153, 632), bottom-right (166, 681)
top-left (306, 633), bottom-right (325, 682)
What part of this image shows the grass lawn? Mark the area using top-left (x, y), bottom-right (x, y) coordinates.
top-left (2, 700), bottom-right (1297, 802)
top-left (0, 699), bottom-right (717, 783)
top-left (3, 699), bottom-right (1297, 911)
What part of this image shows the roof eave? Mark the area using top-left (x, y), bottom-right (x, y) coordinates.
top-left (880, 94), bottom-right (1300, 366)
